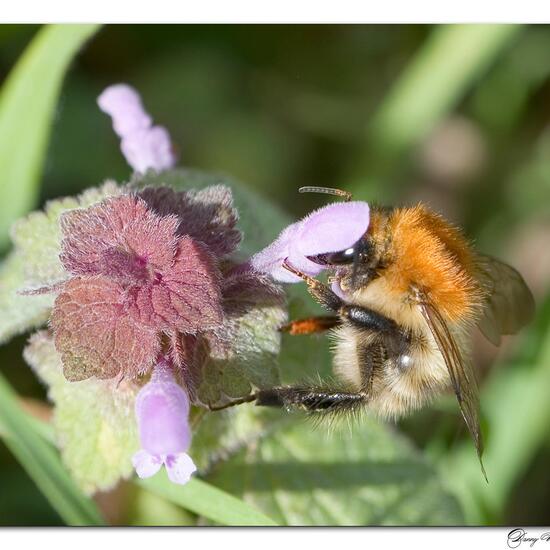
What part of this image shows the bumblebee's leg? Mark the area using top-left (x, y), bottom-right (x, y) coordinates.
top-left (282, 260), bottom-right (344, 312)
top-left (282, 261), bottom-right (402, 335)
top-left (340, 304), bottom-right (399, 334)
top-left (255, 386), bottom-right (366, 413)
top-left (208, 384), bottom-right (366, 413)
top-left (341, 304), bottom-right (411, 360)
top-left (280, 315), bottom-right (340, 335)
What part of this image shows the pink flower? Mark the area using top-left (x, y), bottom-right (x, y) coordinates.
top-left (98, 84), bottom-right (176, 173)
top-left (132, 359), bottom-right (197, 485)
top-left (251, 201), bottom-right (370, 283)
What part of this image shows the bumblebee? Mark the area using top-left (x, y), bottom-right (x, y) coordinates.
top-left (218, 188), bottom-right (534, 473)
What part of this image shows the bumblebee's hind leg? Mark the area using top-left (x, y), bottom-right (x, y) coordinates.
top-left (206, 385), bottom-right (366, 414)
top-left (255, 385), bottom-right (366, 413)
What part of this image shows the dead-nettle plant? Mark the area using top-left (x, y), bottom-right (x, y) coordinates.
top-left (10, 84), bottom-right (287, 492)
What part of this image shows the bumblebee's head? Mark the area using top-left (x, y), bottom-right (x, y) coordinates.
top-left (306, 237), bottom-right (371, 288)
top-left (250, 186), bottom-right (371, 285)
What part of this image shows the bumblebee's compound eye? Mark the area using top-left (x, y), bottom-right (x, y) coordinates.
top-left (307, 246), bottom-right (355, 266)
top-left (307, 238), bottom-right (369, 266)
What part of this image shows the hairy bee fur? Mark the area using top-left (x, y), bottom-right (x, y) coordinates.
top-left (331, 204), bottom-right (485, 420)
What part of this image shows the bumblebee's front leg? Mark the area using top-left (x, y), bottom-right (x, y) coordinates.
top-left (282, 260), bottom-right (343, 311)
top-left (282, 259), bottom-right (400, 335)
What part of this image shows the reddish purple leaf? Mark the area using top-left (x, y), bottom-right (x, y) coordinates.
top-left (138, 185), bottom-right (241, 257)
top-left (141, 236), bottom-right (223, 333)
top-left (60, 195), bottom-right (179, 280)
top-left (51, 276), bottom-right (160, 381)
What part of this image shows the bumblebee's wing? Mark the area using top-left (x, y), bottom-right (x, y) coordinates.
top-left (477, 255), bottom-right (535, 346)
top-left (417, 294), bottom-right (486, 478)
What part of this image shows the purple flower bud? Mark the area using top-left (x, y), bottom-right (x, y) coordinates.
top-left (132, 359), bottom-right (197, 485)
top-left (251, 201), bottom-right (370, 283)
top-left (98, 84), bottom-right (176, 174)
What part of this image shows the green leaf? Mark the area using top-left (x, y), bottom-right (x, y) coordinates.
top-left (23, 331), bottom-right (139, 495)
top-left (207, 417), bottom-right (464, 526)
top-left (0, 252), bottom-right (53, 345)
top-left (138, 474), bottom-right (278, 526)
top-left (0, 24), bottom-right (100, 250)
top-left (129, 487), bottom-right (197, 526)
top-left (0, 371), bottom-right (104, 525)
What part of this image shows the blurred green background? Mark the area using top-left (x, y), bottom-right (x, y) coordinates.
top-left (0, 24), bottom-right (549, 525)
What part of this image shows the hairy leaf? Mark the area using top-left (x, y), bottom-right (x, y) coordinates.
top-left (199, 268), bottom-right (287, 406)
top-left (207, 418), bottom-right (464, 526)
top-left (132, 169), bottom-right (290, 257)
top-left (0, 253), bottom-right (53, 345)
top-left (24, 331), bottom-right (140, 495)
top-left (51, 276), bottom-right (160, 381)
top-left (139, 184), bottom-right (241, 256)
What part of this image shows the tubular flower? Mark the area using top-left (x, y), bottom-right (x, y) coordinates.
top-left (98, 83), bottom-right (176, 173)
top-left (250, 201), bottom-right (370, 282)
top-left (132, 358), bottom-right (197, 485)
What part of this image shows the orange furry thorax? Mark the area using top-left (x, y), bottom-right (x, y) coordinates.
top-left (371, 205), bottom-right (485, 323)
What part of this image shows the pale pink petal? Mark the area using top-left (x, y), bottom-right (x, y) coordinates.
top-left (250, 222), bottom-right (321, 283)
top-left (292, 201), bottom-right (370, 258)
top-left (132, 450), bottom-right (163, 479)
top-left (250, 201), bottom-right (370, 283)
top-left (165, 453), bottom-right (197, 485)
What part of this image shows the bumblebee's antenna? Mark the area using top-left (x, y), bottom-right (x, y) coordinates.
top-left (299, 187), bottom-right (353, 202)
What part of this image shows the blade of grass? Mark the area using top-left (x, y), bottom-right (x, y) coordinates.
top-left (0, 24), bottom-right (100, 251)
top-left (348, 24), bottom-right (522, 200)
top-left (138, 474), bottom-right (278, 526)
top-left (0, 398), bottom-right (277, 526)
top-left (0, 372), bottom-right (104, 525)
